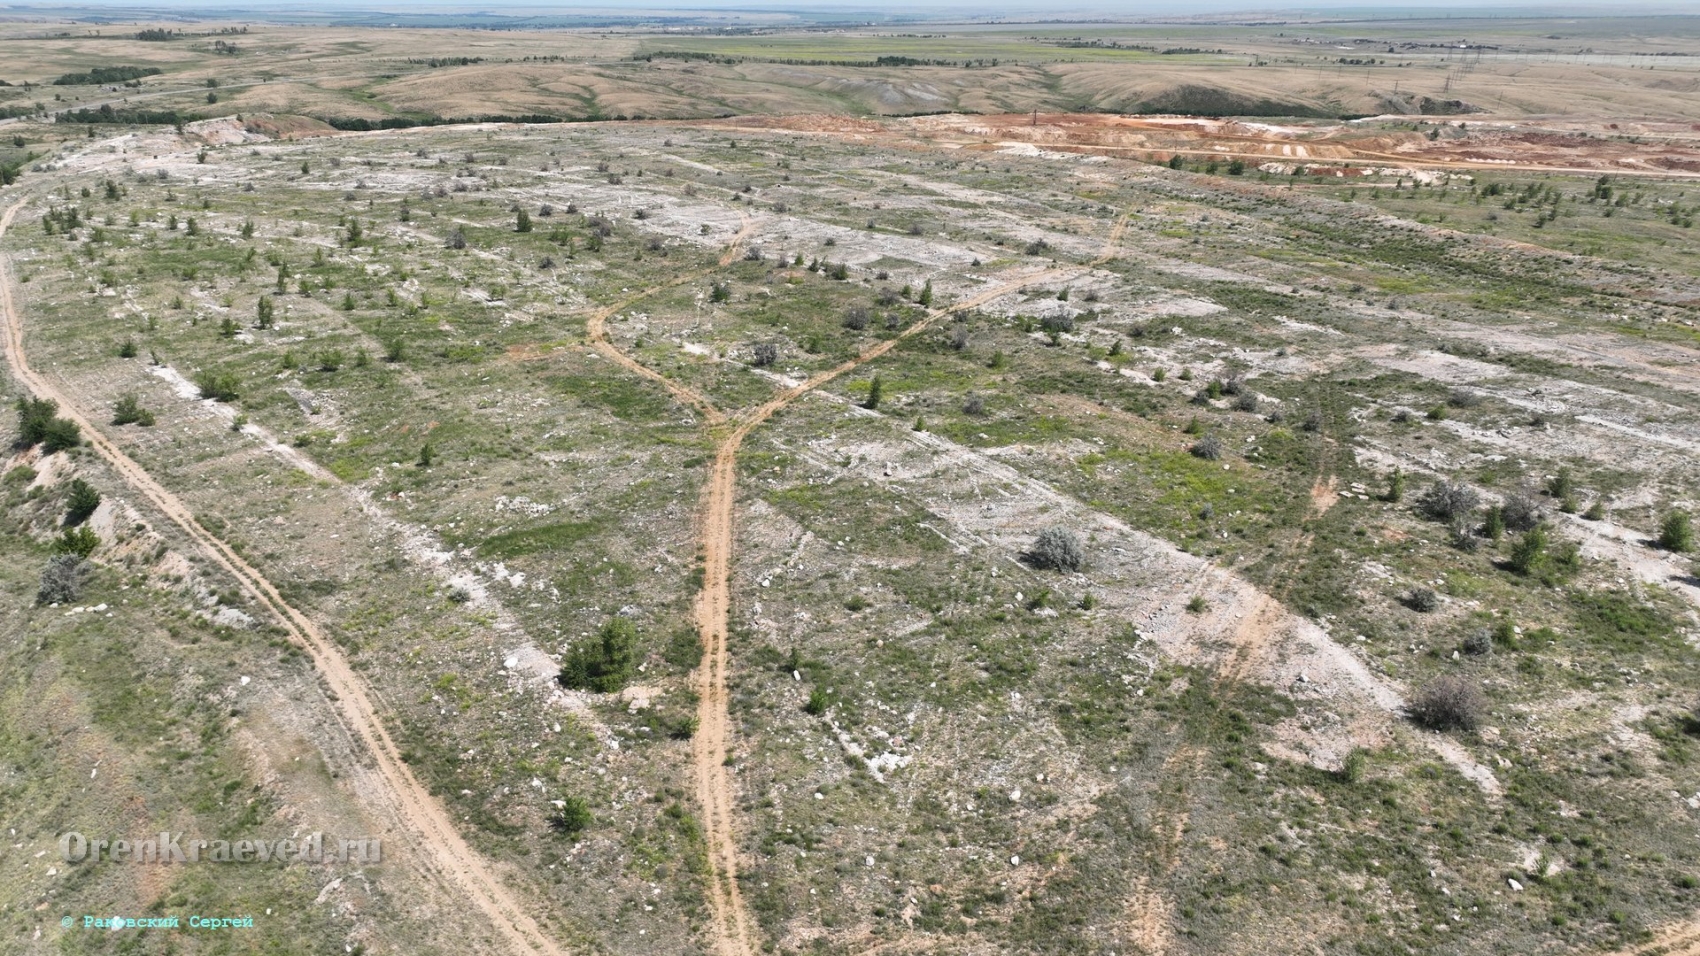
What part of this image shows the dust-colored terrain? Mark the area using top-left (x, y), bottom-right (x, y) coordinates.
top-left (2, 12), bottom-right (1700, 956)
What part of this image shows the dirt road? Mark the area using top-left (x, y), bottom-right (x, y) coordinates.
top-left (676, 219), bottom-right (1125, 955)
top-left (583, 214), bottom-right (755, 425)
top-left (0, 197), bottom-right (568, 956)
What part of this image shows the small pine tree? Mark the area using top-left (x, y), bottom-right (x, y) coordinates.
top-left (864, 374), bottom-right (883, 410)
top-left (918, 280), bottom-right (934, 307)
top-left (112, 394), bottom-right (145, 426)
top-left (53, 525), bottom-right (99, 558)
top-left (803, 687), bottom-right (828, 716)
top-left (1508, 526), bottom-right (1548, 575)
top-left (1385, 467), bottom-right (1406, 503)
top-left (64, 478), bottom-right (101, 525)
top-left (1660, 511), bottom-right (1695, 553)
top-left (515, 209), bottom-right (532, 233)
top-left (417, 443), bottom-right (434, 468)
top-left (548, 796), bottom-right (593, 836)
top-left (558, 617), bottom-right (640, 694)
top-left (256, 295), bottom-right (274, 329)
top-left (40, 417), bottom-right (81, 454)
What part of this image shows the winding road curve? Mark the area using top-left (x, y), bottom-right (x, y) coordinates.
top-left (0, 196), bottom-right (568, 956)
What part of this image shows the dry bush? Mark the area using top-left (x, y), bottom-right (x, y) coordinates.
top-left (1409, 676), bottom-right (1486, 731)
top-left (37, 554), bottom-right (86, 605)
top-left (1500, 492), bottom-right (1544, 533)
top-left (1418, 480), bottom-right (1480, 523)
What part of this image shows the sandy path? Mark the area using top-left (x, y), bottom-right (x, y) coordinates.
top-left (582, 213), bottom-right (756, 425)
top-left (0, 197), bottom-right (567, 956)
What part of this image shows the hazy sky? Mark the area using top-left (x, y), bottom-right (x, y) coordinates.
top-left (22, 0), bottom-right (1700, 12)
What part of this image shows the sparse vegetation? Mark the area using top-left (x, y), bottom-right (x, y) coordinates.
top-left (1, 51), bottom-right (1697, 955)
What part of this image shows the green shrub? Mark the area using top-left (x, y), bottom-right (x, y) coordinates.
top-left (1375, 467), bottom-right (1404, 503)
top-left (39, 417), bottom-right (81, 453)
top-left (1483, 506), bottom-right (1505, 541)
top-left (1508, 526), bottom-right (1548, 575)
top-left (15, 397), bottom-right (79, 451)
top-left (663, 629), bottom-right (703, 670)
top-left (557, 617), bottom-right (639, 694)
top-left (803, 687), bottom-right (828, 716)
top-left (548, 796), bottom-right (593, 836)
top-left (193, 370), bottom-right (239, 402)
top-left (111, 393), bottom-right (151, 426)
top-left (64, 478), bottom-right (100, 525)
top-left (53, 525), bottom-right (99, 558)
top-left (1659, 511), bottom-right (1694, 553)
top-left (1339, 748), bottom-right (1368, 783)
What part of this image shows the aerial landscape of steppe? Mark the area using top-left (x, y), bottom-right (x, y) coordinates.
top-left (3, 5), bottom-right (1700, 954)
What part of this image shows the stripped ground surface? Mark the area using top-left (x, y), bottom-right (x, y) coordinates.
top-left (680, 218), bottom-right (1124, 955)
top-left (708, 112), bottom-right (1700, 179)
top-left (1606, 920), bottom-right (1700, 956)
top-left (0, 198), bottom-right (569, 956)
top-left (687, 264), bottom-right (1090, 956)
top-left (591, 203), bottom-right (1490, 953)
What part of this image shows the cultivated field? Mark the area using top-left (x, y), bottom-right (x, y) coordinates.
top-left (1, 12), bottom-right (1699, 956)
